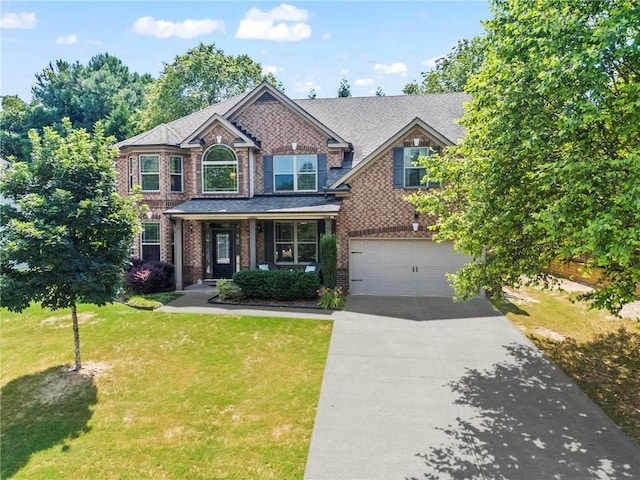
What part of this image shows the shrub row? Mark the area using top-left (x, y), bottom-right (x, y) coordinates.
top-left (124, 258), bottom-right (175, 295)
top-left (233, 269), bottom-right (320, 300)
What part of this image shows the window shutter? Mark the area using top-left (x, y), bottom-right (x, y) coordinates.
top-left (264, 221), bottom-right (274, 262)
top-left (393, 147), bottom-right (404, 188)
top-left (317, 154), bottom-right (327, 190)
top-left (263, 155), bottom-right (274, 193)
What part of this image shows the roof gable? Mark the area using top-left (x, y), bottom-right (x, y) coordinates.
top-left (179, 114), bottom-right (258, 149)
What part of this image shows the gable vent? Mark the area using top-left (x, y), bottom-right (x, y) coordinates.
top-left (256, 92), bottom-right (277, 103)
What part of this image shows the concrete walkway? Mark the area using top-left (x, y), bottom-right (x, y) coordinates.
top-left (304, 296), bottom-right (640, 480)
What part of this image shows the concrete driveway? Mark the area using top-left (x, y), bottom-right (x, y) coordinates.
top-left (304, 296), bottom-right (640, 480)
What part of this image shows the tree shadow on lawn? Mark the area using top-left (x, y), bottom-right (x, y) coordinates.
top-left (409, 341), bottom-right (640, 480)
top-left (1, 366), bottom-right (98, 479)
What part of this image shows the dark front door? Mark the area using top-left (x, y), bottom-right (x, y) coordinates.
top-left (212, 229), bottom-right (235, 279)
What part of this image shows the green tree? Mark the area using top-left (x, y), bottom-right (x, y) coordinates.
top-left (0, 119), bottom-right (141, 370)
top-left (308, 88), bottom-right (317, 99)
top-left (32, 53), bottom-right (152, 138)
top-left (319, 234), bottom-right (338, 288)
top-left (337, 77), bottom-right (351, 97)
top-left (0, 95), bottom-right (55, 162)
top-left (404, 37), bottom-right (485, 94)
top-left (139, 43), bottom-right (278, 129)
top-left (375, 86), bottom-right (385, 96)
top-left (406, 0), bottom-right (640, 314)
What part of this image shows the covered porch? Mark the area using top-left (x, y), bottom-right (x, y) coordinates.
top-left (165, 196), bottom-right (341, 290)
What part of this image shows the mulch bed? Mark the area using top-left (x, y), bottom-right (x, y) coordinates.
top-left (208, 295), bottom-right (325, 310)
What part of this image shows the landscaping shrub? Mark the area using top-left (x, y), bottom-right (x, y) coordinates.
top-left (217, 279), bottom-right (244, 301)
top-left (233, 269), bottom-right (320, 300)
top-left (317, 287), bottom-right (346, 309)
top-left (124, 259), bottom-right (175, 294)
top-left (320, 234), bottom-right (337, 288)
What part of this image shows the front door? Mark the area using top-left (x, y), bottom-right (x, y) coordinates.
top-left (212, 229), bottom-right (235, 279)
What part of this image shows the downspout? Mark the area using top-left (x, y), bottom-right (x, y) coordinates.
top-left (249, 148), bottom-right (255, 198)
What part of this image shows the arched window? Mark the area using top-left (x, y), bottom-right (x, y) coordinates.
top-left (202, 145), bottom-right (238, 193)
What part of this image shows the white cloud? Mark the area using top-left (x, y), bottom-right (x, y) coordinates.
top-left (1, 12), bottom-right (37, 29)
top-left (322, 32), bottom-right (330, 41)
top-left (132, 16), bottom-right (225, 39)
top-left (56, 34), bottom-right (77, 45)
top-left (340, 69), bottom-right (350, 76)
top-left (422, 56), bottom-right (443, 70)
top-left (262, 64), bottom-right (284, 75)
top-left (374, 62), bottom-right (408, 76)
top-left (236, 4), bottom-right (311, 42)
top-left (294, 80), bottom-right (321, 93)
top-left (354, 78), bottom-right (374, 87)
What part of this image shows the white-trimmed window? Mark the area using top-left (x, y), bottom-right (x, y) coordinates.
top-left (140, 154), bottom-right (160, 191)
top-left (275, 221), bottom-right (317, 264)
top-left (128, 156), bottom-right (134, 191)
top-left (141, 222), bottom-right (161, 261)
top-left (404, 147), bottom-right (431, 187)
top-left (169, 155), bottom-right (183, 193)
top-left (274, 154), bottom-right (317, 192)
top-left (202, 145), bottom-right (238, 193)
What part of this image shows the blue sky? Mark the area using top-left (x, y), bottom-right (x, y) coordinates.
top-left (1, 1), bottom-right (490, 101)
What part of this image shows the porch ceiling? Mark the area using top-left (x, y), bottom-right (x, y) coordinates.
top-left (164, 195), bottom-right (341, 220)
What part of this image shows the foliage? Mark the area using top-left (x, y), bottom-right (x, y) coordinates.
top-left (233, 269), bottom-right (320, 300)
top-left (139, 43), bottom-right (278, 129)
top-left (123, 296), bottom-right (162, 310)
top-left (1, 302), bottom-right (331, 479)
top-left (0, 96), bottom-right (55, 162)
top-left (403, 37), bottom-right (485, 94)
top-left (308, 88), bottom-right (317, 99)
top-left (337, 77), bottom-right (351, 97)
top-left (319, 234), bottom-right (338, 288)
top-left (124, 259), bottom-right (175, 295)
top-left (407, 0), bottom-right (640, 314)
top-left (0, 119), bottom-right (141, 369)
top-left (31, 53), bottom-right (152, 139)
top-left (216, 279), bottom-right (244, 301)
top-left (317, 287), bottom-right (346, 310)
top-left (531, 328), bottom-right (640, 442)
top-left (375, 86), bottom-right (385, 96)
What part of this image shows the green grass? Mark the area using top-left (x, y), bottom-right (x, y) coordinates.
top-left (495, 287), bottom-right (640, 443)
top-left (1, 302), bottom-right (332, 479)
top-left (124, 292), bottom-right (184, 310)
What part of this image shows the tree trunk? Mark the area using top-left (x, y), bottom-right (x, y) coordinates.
top-left (71, 302), bottom-right (82, 371)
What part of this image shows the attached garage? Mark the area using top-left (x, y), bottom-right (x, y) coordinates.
top-left (349, 239), bottom-right (471, 296)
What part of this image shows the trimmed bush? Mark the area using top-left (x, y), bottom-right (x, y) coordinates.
top-left (233, 269), bottom-right (320, 300)
top-left (217, 279), bottom-right (244, 301)
top-left (125, 259), bottom-right (175, 294)
top-left (320, 234), bottom-right (338, 288)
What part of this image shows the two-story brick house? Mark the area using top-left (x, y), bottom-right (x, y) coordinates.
top-left (116, 81), bottom-right (471, 295)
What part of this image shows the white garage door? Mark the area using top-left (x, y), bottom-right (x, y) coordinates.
top-left (349, 239), bottom-right (471, 296)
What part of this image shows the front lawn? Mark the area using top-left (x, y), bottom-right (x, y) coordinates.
top-left (1, 302), bottom-right (332, 479)
top-left (495, 286), bottom-right (640, 443)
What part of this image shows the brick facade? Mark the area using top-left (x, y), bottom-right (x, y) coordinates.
top-left (116, 88), bottom-right (453, 290)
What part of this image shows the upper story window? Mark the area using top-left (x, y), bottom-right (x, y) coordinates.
top-left (404, 147), bottom-right (430, 188)
top-left (202, 145), bottom-right (238, 193)
top-left (141, 222), bottom-right (161, 261)
top-left (169, 155), bottom-right (183, 193)
top-left (128, 156), bottom-right (134, 191)
top-left (274, 154), bottom-right (317, 192)
top-left (140, 155), bottom-right (160, 191)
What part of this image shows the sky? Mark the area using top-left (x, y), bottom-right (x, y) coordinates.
top-left (1, 1), bottom-right (491, 102)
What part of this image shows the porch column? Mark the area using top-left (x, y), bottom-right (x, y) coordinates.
top-left (324, 218), bottom-right (333, 235)
top-left (174, 218), bottom-right (184, 291)
top-left (249, 218), bottom-right (257, 269)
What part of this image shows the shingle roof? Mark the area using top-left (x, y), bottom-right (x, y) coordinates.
top-left (296, 93), bottom-right (469, 164)
top-left (166, 195), bottom-right (341, 215)
top-left (116, 90), bottom-right (253, 148)
top-left (117, 89), bottom-right (469, 162)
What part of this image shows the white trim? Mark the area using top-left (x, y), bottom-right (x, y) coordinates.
top-left (201, 144), bottom-right (239, 194)
top-left (180, 114), bottom-right (257, 149)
